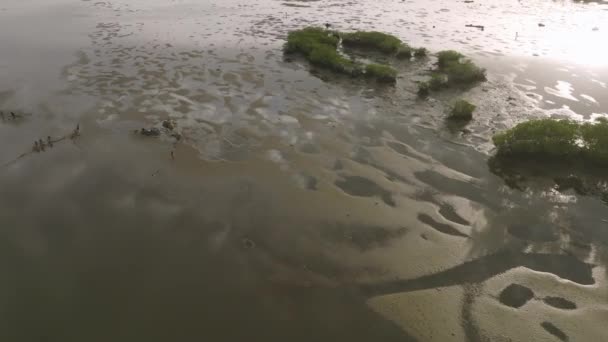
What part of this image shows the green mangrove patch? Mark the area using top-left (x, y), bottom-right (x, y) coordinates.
top-left (284, 27), bottom-right (427, 84)
top-left (284, 27), bottom-right (361, 75)
top-left (437, 50), bottom-right (486, 85)
top-left (418, 50), bottom-right (486, 95)
top-left (341, 31), bottom-right (403, 54)
top-left (492, 119), bottom-right (608, 166)
top-left (449, 99), bottom-right (476, 120)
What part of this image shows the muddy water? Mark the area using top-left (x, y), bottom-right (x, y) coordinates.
top-left (1, 0), bottom-right (607, 341)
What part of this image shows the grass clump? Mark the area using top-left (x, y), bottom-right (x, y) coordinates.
top-left (437, 50), bottom-right (464, 68)
top-left (396, 45), bottom-right (413, 59)
top-left (414, 47), bottom-right (428, 58)
top-left (419, 50), bottom-right (486, 95)
top-left (285, 27), bottom-right (401, 83)
top-left (492, 119), bottom-right (608, 165)
top-left (442, 60), bottom-right (486, 84)
top-left (285, 27), bottom-right (358, 74)
top-left (436, 50), bottom-right (485, 85)
top-left (342, 31), bottom-right (403, 54)
top-left (284, 27), bottom-right (340, 54)
top-left (580, 120), bottom-right (608, 163)
top-left (449, 99), bottom-right (476, 120)
top-left (365, 63), bottom-right (397, 83)
top-left (429, 73), bottom-right (447, 90)
top-left (417, 82), bottom-right (430, 97)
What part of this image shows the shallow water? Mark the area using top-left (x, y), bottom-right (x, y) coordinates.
top-left (1, 0), bottom-right (607, 341)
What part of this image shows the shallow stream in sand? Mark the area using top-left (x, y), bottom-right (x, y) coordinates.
top-left (1, 0), bottom-right (607, 341)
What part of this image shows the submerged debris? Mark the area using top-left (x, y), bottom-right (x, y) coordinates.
top-left (465, 24), bottom-right (485, 31)
top-left (69, 124), bottom-right (81, 140)
top-left (139, 127), bottom-right (161, 137)
top-left (242, 238), bottom-right (256, 249)
top-left (0, 111), bottom-right (24, 121)
top-left (162, 119), bottom-right (177, 130)
top-left (3, 125), bottom-right (81, 167)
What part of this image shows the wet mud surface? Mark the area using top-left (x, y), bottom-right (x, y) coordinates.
top-left (1, 0), bottom-right (608, 341)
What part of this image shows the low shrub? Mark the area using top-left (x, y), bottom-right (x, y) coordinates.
top-left (437, 50), bottom-right (464, 68)
top-left (414, 47), bottom-right (428, 58)
top-left (418, 82), bottom-right (430, 97)
top-left (342, 31), bottom-right (403, 54)
top-left (365, 63), bottom-right (397, 83)
top-left (449, 99), bottom-right (476, 120)
top-left (492, 119), bottom-right (608, 165)
top-left (396, 45), bottom-right (413, 59)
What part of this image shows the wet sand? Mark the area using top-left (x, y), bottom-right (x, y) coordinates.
top-left (1, 0), bottom-right (608, 341)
